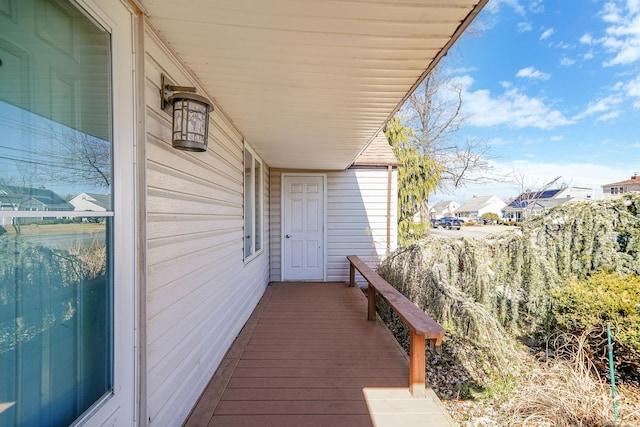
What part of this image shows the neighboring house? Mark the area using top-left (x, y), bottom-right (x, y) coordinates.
top-left (455, 195), bottom-right (506, 220)
top-left (69, 193), bottom-right (110, 211)
top-left (0, 184), bottom-right (72, 226)
top-left (602, 174), bottom-right (640, 199)
top-left (428, 200), bottom-right (460, 219)
top-left (502, 187), bottom-right (594, 221)
top-left (0, 1), bottom-right (486, 426)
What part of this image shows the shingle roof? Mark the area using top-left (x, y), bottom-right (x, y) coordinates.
top-left (0, 184), bottom-right (73, 210)
top-left (602, 175), bottom-right (640, 187)
top-left (456, 195), bottom-right (503, 212)
top-left (430, 201), bottom-right (455, 212)
top-left (507, 189), bottom-right (561, 208)
top-left (352, 132), bottom-right (400, 166)
top-left (84, 193), bottom-right (111, 210)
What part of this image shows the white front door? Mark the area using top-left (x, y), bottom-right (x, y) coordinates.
top-left (282, 175), bottom-right (326, 281)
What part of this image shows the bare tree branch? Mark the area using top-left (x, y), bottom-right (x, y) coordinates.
top-left (45, 127), bottom-right (111, 189)
top-left (399, 62), bottom-right (502, 194)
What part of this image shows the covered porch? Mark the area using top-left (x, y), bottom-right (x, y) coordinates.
top-left (184, 281), bottom-right (454, 427)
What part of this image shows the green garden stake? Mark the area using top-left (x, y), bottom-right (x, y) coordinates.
top-left (607, 324), bottom-right (619, 424)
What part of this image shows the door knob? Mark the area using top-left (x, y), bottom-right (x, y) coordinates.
top-left (285, 234), bottom-right (292, 239)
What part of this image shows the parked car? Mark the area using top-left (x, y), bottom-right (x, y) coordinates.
top-left (438, 217), bottom-right (462, 230)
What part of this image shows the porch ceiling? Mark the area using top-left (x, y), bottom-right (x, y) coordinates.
top-left (139, 0), bottom-right (486, 170)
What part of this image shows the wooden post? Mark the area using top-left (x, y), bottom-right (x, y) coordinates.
top-left (409, 330), bottom-right (426, 398)
top-left (367, 284), bottom-right (376, 321)
top-left (349, 262), bottom-right (355, 287)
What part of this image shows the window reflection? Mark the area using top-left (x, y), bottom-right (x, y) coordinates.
top-left (0, 0), bottom-right (113, 424)
top-left (0, 217), bottom-right (111, 427)
top-left (0, 101), bottom-right (111, 204)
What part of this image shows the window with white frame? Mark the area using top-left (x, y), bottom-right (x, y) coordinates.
top-left (244, 144), bottom-right (263, 259)
top-left (0, 1), bottom-right (125, 424)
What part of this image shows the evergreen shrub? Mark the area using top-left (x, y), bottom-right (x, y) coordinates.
top-left (551, 271), bottom-right (640, 380)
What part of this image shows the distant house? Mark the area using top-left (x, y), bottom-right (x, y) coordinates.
top-left (0, 184), bottom-right (72, 226)
top-left (69, 193), bottom-right (110, 211)
top-left (428, 200), bottom-right (460, 219)
top-left (455, 195), bottom-right (505, 220)
top-left (0, 184), bottom-right (72, 211)
top-left (502, 187), bottom-right (594, 222)
top-left (602, 174), bottom-right (640, 199)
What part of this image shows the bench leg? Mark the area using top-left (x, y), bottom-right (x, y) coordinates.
top-left (367, 284), bottom-right (376, 321)
top-left (349, 263), bottom-right (355, 287)
top-left (409, 331), bottom-right (426, 398)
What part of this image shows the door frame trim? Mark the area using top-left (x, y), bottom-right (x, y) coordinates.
top-left (280, 173), bottom-right (327, 281)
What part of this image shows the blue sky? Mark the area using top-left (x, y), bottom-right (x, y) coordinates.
top-left (430, 0), bottom-right (640, 203)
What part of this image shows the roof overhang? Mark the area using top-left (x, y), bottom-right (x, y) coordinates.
top-left (138, 0), bottom-right (487, 169)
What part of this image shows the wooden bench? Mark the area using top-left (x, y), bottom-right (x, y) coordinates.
top-left (347, 255), bottom-right (444, 397)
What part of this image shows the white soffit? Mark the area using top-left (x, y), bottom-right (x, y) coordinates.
top-left (141, 0), bottom-right (486, 170)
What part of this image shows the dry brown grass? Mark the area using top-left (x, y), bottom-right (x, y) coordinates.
top-left (13, 222), bottom-right (105, 235)
top-left (498, 333), bottom-right (640, 427)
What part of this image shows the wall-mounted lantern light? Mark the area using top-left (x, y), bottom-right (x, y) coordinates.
top-left (161, 74), bottom-right (213, 152)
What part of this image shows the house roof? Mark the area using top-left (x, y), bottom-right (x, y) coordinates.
top-left (602, 174), bottom-right (640, 187)
top-left (139, 0), bottom-right (487, 170)
top-left (0, 185), bottom-right (73, 210)
top-left (456, 195), bottom-right (503, 212)
top-left (83, 193), bottom-right (111, 210)
top-left (430, 201), bottom-right (456, 212)
top-left (506, 189), bottom-right (561, 208)
top-left (352, 132), bottom-right (400, 166)
top-left (503, 197), bottom-right (576, 212)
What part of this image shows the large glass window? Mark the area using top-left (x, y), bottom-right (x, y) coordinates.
top-left (0, 1), bottom-right (113, 425)
top-left (244, 145), bottom-right (263, 259)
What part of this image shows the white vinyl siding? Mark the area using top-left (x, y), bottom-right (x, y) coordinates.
top-left (270, 167), bottom-right (397, 283)
top-left (270, 172), bottom-right (283, 281)
top-left (327, 168), bottom-right (397, 283)
top-left (143, 25), bottom-right (270, 426)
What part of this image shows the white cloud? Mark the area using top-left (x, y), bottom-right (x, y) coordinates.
top-left (612, 81), bottom-right (625, 91)
top-left (580, 33), bottom-right (594, 44)
top-left (587, 1), bottom-right (640, 66)
top-left (583, 51), bottom-right (595, 60)
top-left (551, 41), bottom-right (573, 49)
top-left (573, 95), bottom-right (623, 120)
top-left (485, 0), bottom-right (526, 16)
top-left (597, 111), bottom-right (621, 121)
top-left (627, 74), bottom-right (640, 96)
top-left (540, 28), bottom-right (555, 40)
top-left (602, 2), bottom-right (624, 24)
top-left (604, 41), bottom-right (640, 66)
top-left (431, 161), bottom-right (623, 203)
top-left (628, 74), bottom-right (640, 108)
top-left (517, 21), bottom-right (533, 32)
top-left (516, 66), bottom-right (551, 80)
top-left (529, 0), bottom-right (545, 14)
top-left (560, 57), bottom-right (576, 67)
top-left (501, 161), bottom-right (622, 193)
top-left (454, 77), bottom-right (572, 130)
top-left (487, 137), bottom-right (516, 146)
top-left (550, 135), bottom-right (564, 141)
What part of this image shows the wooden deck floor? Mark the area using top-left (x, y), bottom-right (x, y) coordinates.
top-left (184, 282), bottom-right (455, 427)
